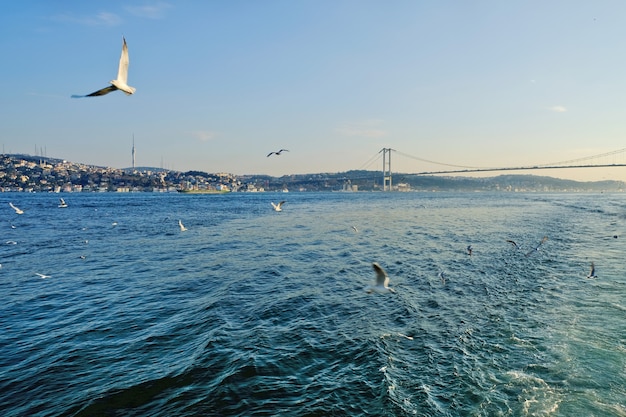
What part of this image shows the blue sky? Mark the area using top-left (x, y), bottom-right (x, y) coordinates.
top-left (2, 1), bottom-right (626, 181)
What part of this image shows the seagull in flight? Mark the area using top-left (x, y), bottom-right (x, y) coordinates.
top-left (178, 219), bottom-right (188, 231)
top-left (271, 201), bottom-right (286, 212)
top-left (58, 198), bottom-right (68, 208)
top-left (72, 37), bottom-right (136, 98)
top-left (35, 273), bottom-right (51, 279)
top-left (525, 236), bottom-right (548, 257)
top-left (267, 149), bottom-right (289, 157)
top-left (466, 245), bottom-right (473, 256)
top-left (351, 225), bottom-right (359, 233)
top-left (366, 262), bottom-right (396, 294)
top-left (9, 202), bottom-right (24, 214)
top-left (586, 262), bottom-right (597, 278)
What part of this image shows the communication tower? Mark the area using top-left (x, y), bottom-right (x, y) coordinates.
top-left (132, 135), bottom-right (136, 170)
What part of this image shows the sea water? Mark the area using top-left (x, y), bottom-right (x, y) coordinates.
top-left (0, 192), bottom-right (624, 416)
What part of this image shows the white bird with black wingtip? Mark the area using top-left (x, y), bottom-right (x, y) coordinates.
top-left (72, 37), bottom-right (136, 98)
top-left (365, 263), bottom-right (396, 294)
top-left (271, 201), bottom-right (286, 212)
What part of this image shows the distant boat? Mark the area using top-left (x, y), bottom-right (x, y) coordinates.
top-left (58, 198), bottom-right (68, 208)
top-left (177, 189), bottom-right (230, 194)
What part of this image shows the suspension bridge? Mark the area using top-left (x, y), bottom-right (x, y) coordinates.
top-left (360, 147), bottom-right (626, 191)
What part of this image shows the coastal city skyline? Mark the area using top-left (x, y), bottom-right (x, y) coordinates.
top-left (1, 152), bottom-right (622, 194)
top-left (3, 2), bottom-right (626, 181)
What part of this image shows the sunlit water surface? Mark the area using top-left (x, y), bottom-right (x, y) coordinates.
top-left (0, 192), bottom-right (624, 416)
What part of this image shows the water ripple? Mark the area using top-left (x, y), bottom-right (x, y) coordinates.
top-left (0, 192), bottom-right (624, 416)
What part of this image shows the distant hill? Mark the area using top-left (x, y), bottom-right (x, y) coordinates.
top-left (2, 153), bottom-right (624, 192)
top-left (397, 173), bottom-right (625, 192)
top-left (242, 170), bottom-right (625, 192)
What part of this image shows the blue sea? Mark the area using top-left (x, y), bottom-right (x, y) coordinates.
top-left (0, 192), bottom-right (624, 416)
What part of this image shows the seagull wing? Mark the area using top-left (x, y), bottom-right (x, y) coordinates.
top-left (537, 236), bottom-right (548, 249)
top-left (589, 262), bottom-right (596, 277)
top-left (372, 262), bottom-right (389, 286)
top-left (266, 152), bottom-right (275, 157)
top-left (506, 240), bottom-right (519, 249)
top-left (526, 236), bottom-right (548, 256)
top-left (277, 201), bottom-right (286, 208)
top-left (87, 85), bottom-right (119, 96)
top-left (72, 85), bottom-right (119, 98)
top-left (117, 37), bottom-right (130, 84)
top-left (9, 202), bottom-right (23, 214)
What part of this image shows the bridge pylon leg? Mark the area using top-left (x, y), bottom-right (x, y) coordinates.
top-left (382, 148), bottom-right (392, 191)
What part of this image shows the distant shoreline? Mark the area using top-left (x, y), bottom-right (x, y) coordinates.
top-left (1, 153), bottom-right (624, 193)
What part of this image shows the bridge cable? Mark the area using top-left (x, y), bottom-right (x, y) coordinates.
top-left (537, 148), bottom-right (626, 167)
top-left (358, 151), bottom-right (383, 170)
top-left (393, 150), bottom-right (491, 170)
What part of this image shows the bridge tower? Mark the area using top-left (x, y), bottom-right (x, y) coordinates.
top-left (381, 148), bottom-right (393, 191)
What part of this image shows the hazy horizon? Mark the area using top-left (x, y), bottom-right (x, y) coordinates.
top-left (2, 1), bottom-right (626, 181)
top-left (6, 151), bottom-right (626, 185)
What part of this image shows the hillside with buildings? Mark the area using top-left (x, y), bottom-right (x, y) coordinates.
top-left (0, 154), bottom-right (239, 193)
top-left (0, 154), bottom-right (623, 193)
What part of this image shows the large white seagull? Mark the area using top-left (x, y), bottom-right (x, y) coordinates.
top-left (72, 37), bottom-right (136, 98)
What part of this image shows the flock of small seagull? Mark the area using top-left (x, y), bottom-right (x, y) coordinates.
top-left (5, 197), bottom-right (290, 279)
top-left (269, 201), bottom-right (600, 290)
top-left (374, 234), bottom-right (599, 291)
top-left (5, 199), bottom-right (602, 287)
top-left (6, 200), bottom-right (69, 277)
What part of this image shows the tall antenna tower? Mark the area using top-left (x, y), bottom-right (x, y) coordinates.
top-left (132, 134), bottom-right (136, 170)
